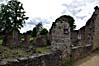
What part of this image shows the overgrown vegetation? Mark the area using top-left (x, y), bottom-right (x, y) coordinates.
top-left (0, 46), bottom-right (31, 59)
top-left (36, 46), bottom-right (50, 54)
top-left (95, 48), bottom-right (99, 51)
top-left (59, 57), bottom-right (74, 66)
top-left (31, 22), bottom-right (48, 37)
top-left (0, 45), bottom-right (50, 59)
top-left (0, 39), bottom-right (3, 45)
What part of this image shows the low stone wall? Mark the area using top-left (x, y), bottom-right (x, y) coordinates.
top-left (0, 45), bottom-right (92, 66)
top-left (71, 45), bottom-right (92, 61)
top-left (0, 52), bottom-right (62, 66)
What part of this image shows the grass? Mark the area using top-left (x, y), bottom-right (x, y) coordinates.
top-left (0, 37), bottom-right (50, 59)
top-left (0, 39), bottom-right (3, 45)
top-left (36, 46), bottom-right (50, 54)
top-left (21, 38), bottom-right (24, 41)
top-left (0, 45), bottom-right (50, 59)
top-left (30, 37), bottom-right (34, 41)
top-left (0, 46), bottom-right (32, 59)
top-left (21, 37), bottom-right (34, 41)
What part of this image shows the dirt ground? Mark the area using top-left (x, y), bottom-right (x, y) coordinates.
top-left (72, 51), bottom-right (99, 66)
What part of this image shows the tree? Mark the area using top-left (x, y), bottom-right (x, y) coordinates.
top-left (26, 30), bottom-right (32, 35)
top-left (35, 22), bottom-right (43, 35)
top-left (40, 28), bottom-right (48, 35)
top-left (0, 0), bottom-right (28, 45)
top-left (0, 0), bottom-right (28, 32)
top-left (31, 27), bottom-right (37, 37)
top-left (31, 22), bottom-right (43, 37)
top-left (31, 22), bottom-right (48, 37)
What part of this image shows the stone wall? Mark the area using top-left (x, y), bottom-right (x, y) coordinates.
top-left (0, 52), bottom-right (62, 66)
top-left (3, 29), bottom-right (21, 46)
top-left (0, 45), bottom-right (92, 66)
top-left (50, 15), bottom-right (71, 52)
top-left (24, 34), bottom-right (30, 45)
top-left (71, 45), bottom-right (92, 61)
top-left (71, 30), bottom-right (79, 46)
top-left (93, 6), bottom-right (99, 50)
top-left (0, 6), bottom-right (99, 66)
top-left (71, 6), bottom-right (99, 50)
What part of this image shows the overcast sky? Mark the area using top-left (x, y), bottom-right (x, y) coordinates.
top-left (0, 0), bottom-right (99, 33)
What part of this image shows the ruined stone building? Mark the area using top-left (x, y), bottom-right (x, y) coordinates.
top-left (3, 29), bottom-right (21, 46)
top-left (92, 6), bottom-right (99, 50)
top-left (49, 15), bottom-right (71, 53)
top-left (50, 6), bottom-right (99, 52)
top-left (71, 6), bottom-right (99, 50)
top-left (71, 30), bottom-right (79, 46)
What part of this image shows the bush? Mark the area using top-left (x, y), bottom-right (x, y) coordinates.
top-left (95, 48), bottom-right (99, 51)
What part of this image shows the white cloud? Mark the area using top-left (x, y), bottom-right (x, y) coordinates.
top-left (19, 0), bottom-right (76, 33)
top-left (1, 0), bottom-right (99, 33)
top-left (62, 0), bottom-right (99, 29)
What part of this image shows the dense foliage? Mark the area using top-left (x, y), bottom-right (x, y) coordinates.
top-left (31, 22), bottom-right (48, 37)
top-left (0, 0), bottom-right (28, 32)
top-left (40, 28), bottom-right (48, 35)
top-left (0, 0), bottom-right (28, 46)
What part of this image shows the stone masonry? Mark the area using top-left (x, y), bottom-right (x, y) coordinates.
top-left (49, 15), bottom-right (71, 53)
top-left (0, 6), bottom-right (99, 66)
top-left (71, 6), bottom-right (99, 50)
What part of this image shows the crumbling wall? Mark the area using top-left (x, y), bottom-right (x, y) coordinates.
top-left (0, 45), bottom-right (92, 66)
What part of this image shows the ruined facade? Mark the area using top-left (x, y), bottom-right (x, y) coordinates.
top-left (50, 6), bottom-right (99, 52)
top-left (92, 6), bottom-right (99, 49)
top-left (71, 30), bottom-right (79, 46)
top-left (49, 15), bottom-right (71, 52)
top-left (3, 29), bottom-right (21, 46)
top-left (71, 6), bottom-right (99, 50)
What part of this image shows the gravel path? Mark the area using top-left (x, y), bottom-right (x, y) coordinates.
top-left (72, 52), bottom-right (99, 66)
